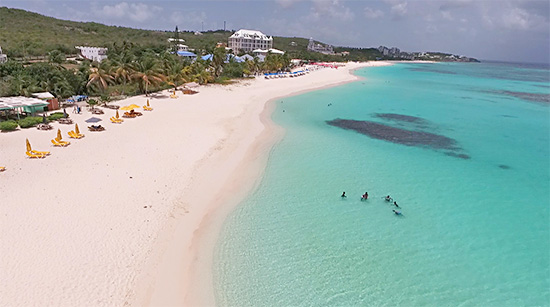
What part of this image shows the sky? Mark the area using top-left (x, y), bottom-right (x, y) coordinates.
top-left (1, 0), bottom-right (549, 63)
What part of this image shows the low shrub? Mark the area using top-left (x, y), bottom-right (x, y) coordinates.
top-left (0, 120), bottom-right (18, 131)
top-left (48, 112), bottom-right (66, 121)
top-left (18, 116), bottom-right (43, 128)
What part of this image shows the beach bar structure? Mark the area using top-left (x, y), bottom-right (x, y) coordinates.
top-left (0, 96), bottom-right (49, 119)
top-left (32, 92), bottom-right (59, 111)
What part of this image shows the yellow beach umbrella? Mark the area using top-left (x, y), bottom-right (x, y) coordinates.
top-left (26, 138), bottom-right (31, 152)
top-left (116, 110), bottom-right (120, 119)
top-left (75, 124), bottom-right (80, 135)
top-left (129, 104), bottom-right (140, 109)
top-left (120, 106), bottom-right (133, 111)
top-left (57, 129), bottom-right (63, 140)
top-left (146, 99), bottom-right (150, 107)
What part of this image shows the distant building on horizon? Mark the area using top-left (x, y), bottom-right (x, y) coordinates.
top-left (228, 29), bottom-right (273, 53)
top-left (75, 46), bottom-right (107, 62)
top-left (307, 38), bottom-right (334, 55)
top-left (378, 46), bottom-right (401, 58)
top-left (0, 46), bottom-right (7, 63)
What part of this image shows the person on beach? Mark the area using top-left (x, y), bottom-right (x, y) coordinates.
top-left (361, 192), bottom-right (369, 200)
top-left (393, 201), bottom-right (399, 208)
top-left (341, 192), bottom-right (347, 198)
top-left (73, 106), bottom-right (77, 114)
top-left (393, 210), bottom-right (402, 216)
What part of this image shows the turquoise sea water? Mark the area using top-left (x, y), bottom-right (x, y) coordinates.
top-left (214, 62), bottom-right (550, 306)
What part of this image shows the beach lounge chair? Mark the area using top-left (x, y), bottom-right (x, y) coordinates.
top-left (0, 166), bottom-right (5, 172)
top-left (88, 125), bottom-right (105, 132)
top-left (37, 123), bottom-right (53, 130)
top-left (52, 138), bottom-right (70, 146)
top-left (31, 150), bottom-right (50, 156)
top-left (143, 106), bottom-right (153, 111)
top-left (58, 118), bottom-right (73, 124)
top-left (68, 131), bottom-right (84, 139)
top-left (26, 151), bottom-right (45, 159)
top-left (56, 138), bottom-right (70, 146)
top-left (110, 117), bottom-right (123, 123)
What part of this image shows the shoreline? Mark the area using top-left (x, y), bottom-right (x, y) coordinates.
top-left (141, 61), bottom-right (393, 306)
top-left (0, 61), bottom-right (391, 306)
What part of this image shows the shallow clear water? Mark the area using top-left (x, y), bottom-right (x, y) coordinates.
top-left (214, 62), bottom-right (550, 306)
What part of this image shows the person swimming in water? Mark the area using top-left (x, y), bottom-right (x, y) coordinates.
top-left (361, 192), bottom-right (369, 200)
top-left (341, 191), bottom-right (347, 198)
top-left (393, 210), bottom-right (402, 216)
top-left (393, 201), bottom-right (399, 208)
top-left (385, 195), bottom-right (392, 202)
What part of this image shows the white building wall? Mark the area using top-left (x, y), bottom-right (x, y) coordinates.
top-left (228, 29), bottom-right (273, 53)
top-left (75, 46), bottom-right (108, 62)
top-left (0, 46), bottom-right (7, 63)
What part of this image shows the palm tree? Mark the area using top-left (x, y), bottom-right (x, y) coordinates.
top-left (130, 56), bottom-right (166, 96)
top-left (111, 52), bottom-right (135, 95)
top-left (210, 47), bottom-right (226, 78)
top-left (86, 61), bottom-right (114, 95)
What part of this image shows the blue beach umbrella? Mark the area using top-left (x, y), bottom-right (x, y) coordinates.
top-left (85, 117), bottom-right (102, 123)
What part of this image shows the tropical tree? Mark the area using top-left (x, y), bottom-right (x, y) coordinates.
top-left (130, 56), bottom-right (166, 96)
top-left (47, 50), bottom-right (65, 64)
top-left (210, 47), bottom-right (226, 78)
top-left (86, 61), bottom-right (114, 95)
top-left (111, 52), bottom-right (135, 95)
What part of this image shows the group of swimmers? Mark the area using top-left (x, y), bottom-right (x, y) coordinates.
top-left (341, 191), bottom-right (403, 216)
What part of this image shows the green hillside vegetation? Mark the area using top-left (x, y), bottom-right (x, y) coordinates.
top-left (0, 7), bottom-right (379, 62)
top-left (0, 7), bottom-right (171, 57)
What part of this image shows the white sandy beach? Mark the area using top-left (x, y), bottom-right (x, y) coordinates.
top-left (0, 61), bottom-right (391, 306)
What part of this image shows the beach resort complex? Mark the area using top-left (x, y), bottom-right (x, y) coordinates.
top-left (0, 3), bottom-right (548, 307)
top-left (228, 29), bottom-right (273, 53)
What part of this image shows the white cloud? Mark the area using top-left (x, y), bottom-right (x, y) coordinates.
top-left (441, 10), bottom-right (453, 21)
top-left (482, 4), bottom-right (547, 31)
top-left (96, 2), bottom-right (162, 23)
top-left (439, 0), bottom-right (473, 11)
top-left (364, 7), bottom-right (384, 19)
top-left (501, 7), bottom-right (530, 30)
top-left (307, 0), bottom-right (354, 22)
top-left (276, 0), bottom-right (299, 9)
top-left (385, 0), bottom-right (407, 19)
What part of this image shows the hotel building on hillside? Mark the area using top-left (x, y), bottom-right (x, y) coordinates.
top-left (228, 29), bottom-right (273, 53)
top-left (307, 38), bottom-right (334, 55)
top-left (0, 46), bottom-right (7, 63)
top-left (75, 46), bottom-right (108, 62)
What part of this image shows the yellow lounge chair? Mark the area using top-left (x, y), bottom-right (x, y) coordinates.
top-left (143, 106), bottom-right (153, 111)
top-left (110, 117), bottom-right (123, 123)
top-left (68, 131), bottom-right (84, 139)
top-left (32, 150), bottom-right (50, 156)
top-left (26, 151), bottom-right (45, 159)
top-left (52, 139), bottom-right (70, 147)
top-left (0, 166), bottom-right (5, 172)
top-left (55, 137), bottom-right (70, 146)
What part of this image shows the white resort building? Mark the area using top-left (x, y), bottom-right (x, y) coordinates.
top-left (228, 29), bottom-right (273, 53)
top-left (75, 46), bottom-right (108, 62)
top-left (0, 46), bottom-right (7, 63)
top-left (307, 38), bottom-right (334, 55)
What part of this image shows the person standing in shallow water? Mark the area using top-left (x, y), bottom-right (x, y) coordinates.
top-left (341, 192), bottom-right (347, 198)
